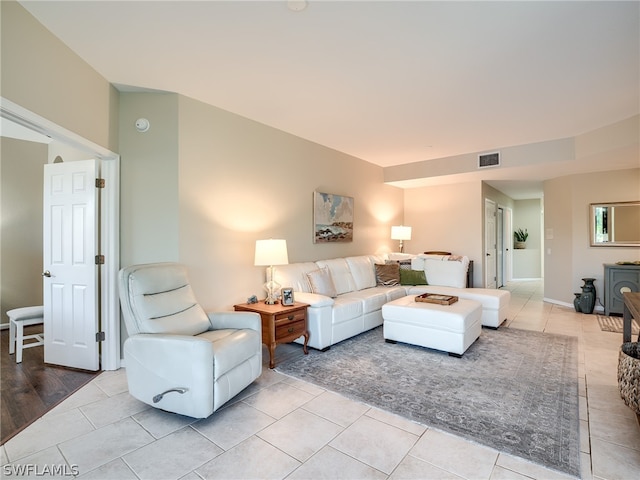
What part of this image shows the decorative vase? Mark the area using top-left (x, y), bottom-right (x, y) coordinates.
top-left (618, 342), bottom-right (640, 425)
top-left (579, 277), bottom-right (596, 314)
top-left (573, 293), bottom-right (583, 312)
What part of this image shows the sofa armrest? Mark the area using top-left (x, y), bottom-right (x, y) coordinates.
top-left (207, 311), bottom-right (261, 332)
top-left (293, 291), bottom-right (335, 308)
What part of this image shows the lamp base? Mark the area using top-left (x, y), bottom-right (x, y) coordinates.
top-left (264, 279), bottom-right (281, 305)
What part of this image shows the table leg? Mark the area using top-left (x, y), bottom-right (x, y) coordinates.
top-left (302, 331), bottom-right (309, 355)
top-left (623, 303), bottom-right (632, 343)
top-left (268, 342), bottom-right (276, 369)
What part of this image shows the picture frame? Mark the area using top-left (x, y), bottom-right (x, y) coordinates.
top-left (313, 191), bottom-right (354, 243)
top-left (281, 287), bottom-right (295, 306)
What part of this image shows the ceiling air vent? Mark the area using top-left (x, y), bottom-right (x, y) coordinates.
top-left (478, 152), bottom-right (500, 169)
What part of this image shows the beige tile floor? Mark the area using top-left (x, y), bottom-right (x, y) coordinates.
top-left (2, 280), bottom-right (640, 479)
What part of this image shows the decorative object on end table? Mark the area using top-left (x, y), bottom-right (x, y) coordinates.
top-left (254, 239), bottom-right (289, 304)
top-left (313, 191), bottom-right (354, 243)
top-left (281, 287), bottom-right (294, 306)
top-left (514, 228), bottom-right (528, 249)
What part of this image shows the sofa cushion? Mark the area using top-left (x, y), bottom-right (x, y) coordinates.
top-left (346, 256), bottom-right (377, 290)
top-left (331, 296), bottom-right (364, 324)
top-left (341, 289), bottom-right (389, 314)
top-left (272, 262), bottom-right (318, 293)
top-left (306, 267), bottom-right (338, 298)
top-left (375, 263), bottom-right (400, 286)
top-left (420, 255), bottom-right (469, 288)
top-left (316, 258), bottom-right (357, 295)
top-left (385, 286), bottom-right (408, 302)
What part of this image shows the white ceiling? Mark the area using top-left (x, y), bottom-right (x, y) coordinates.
top-left (17, 1), bottom-right (640, 198)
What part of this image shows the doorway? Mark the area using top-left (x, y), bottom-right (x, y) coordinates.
top-left (1, 97), bottom-right (120, 371)
top-left (497, 207), bottom-right (504, 288)
top-left (484, 198), bottom-right (497, 289)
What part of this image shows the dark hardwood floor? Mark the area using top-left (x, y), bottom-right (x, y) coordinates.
top-left (1, 325), bottom-right (100, 445)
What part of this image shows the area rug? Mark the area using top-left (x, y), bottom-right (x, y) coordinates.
top-left (277, 326), bottom-right (580, 477)
top-left (597, 315), bottom-right (640, 335)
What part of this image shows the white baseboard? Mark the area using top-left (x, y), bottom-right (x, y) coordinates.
top-left (543, 297), bottom-right (573, 309)
top-left (543, 297), bottom-right (604, 313)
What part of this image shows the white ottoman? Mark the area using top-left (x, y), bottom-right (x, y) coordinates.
top-left (408, 286), bottom-right (510, 328)
top-left (382, 296), bottom-right (482, 357)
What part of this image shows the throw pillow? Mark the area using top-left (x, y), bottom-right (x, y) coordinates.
top-left (386, 259), bottom-right (412, 270)
top-left (375, 263), bottom-right (400, 286)
top-left (306, 267), bottom-right (338, 298)
top-left (400, 269), bottom-right (428, 286)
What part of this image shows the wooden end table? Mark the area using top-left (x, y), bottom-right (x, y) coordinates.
top-left (233, 300), bottom-right (309, 368)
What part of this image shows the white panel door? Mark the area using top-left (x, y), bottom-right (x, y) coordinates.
top-left (497, 207), bottom-right (504, 287)
top-left (43, 160), bottom-right (99, 371)
top-left (484, 198), bottom-right (497, 289)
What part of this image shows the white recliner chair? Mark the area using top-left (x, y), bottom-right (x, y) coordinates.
top-left (118, 262), bottom-right (262, 418)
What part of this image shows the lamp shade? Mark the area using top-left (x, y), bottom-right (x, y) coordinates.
top-left (391, 225), bottom-right (412, 241)
top-left (254, 239), bottom-right (289, 266)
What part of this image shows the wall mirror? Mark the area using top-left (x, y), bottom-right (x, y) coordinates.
top-left (590, 201), bottom-right (640, 247)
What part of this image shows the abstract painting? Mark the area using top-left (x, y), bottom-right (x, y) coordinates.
top-left (313, 192), bottom-right (354, 243)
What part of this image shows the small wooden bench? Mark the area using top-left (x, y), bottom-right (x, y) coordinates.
top-left (7, 306), bottom-right (44, 363)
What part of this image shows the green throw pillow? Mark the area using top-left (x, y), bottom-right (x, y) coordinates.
top-left (400, 269), bottom-right (428, 286)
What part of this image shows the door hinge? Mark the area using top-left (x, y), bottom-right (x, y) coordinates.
top-left (96, 331), bottom-right (106, 342)
top-left (95, 254), bottom-right (105, 265)
top-left (95, 178), bottom-right (105, 188)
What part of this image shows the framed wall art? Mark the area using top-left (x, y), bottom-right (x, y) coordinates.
top-left (313, 191), bottom-right (354, 243)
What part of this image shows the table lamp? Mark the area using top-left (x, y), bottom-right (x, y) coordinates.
top-left (391, 225), bottom-right (412, 253)
top-left (254, 239), bottom-right (289, 304)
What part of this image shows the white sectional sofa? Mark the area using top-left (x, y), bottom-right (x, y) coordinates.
top-left (272, 253), bottom-right (510, 351)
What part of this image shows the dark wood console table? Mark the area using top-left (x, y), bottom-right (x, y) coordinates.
top-left (622, 292), bottom-right (640, 343)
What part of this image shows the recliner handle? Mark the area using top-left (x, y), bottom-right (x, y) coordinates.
top-left (153, 387), bottom-right (189, 403)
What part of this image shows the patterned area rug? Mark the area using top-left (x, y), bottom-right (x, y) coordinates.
top-left (277, 326), bottom-right (580, 477)
top-left (597, 315), bottom-right (640, 335)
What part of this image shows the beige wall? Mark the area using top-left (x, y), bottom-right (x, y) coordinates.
top-left (1, 1), bottom-right (119, 151)
top-left (177, 96), bottom-right (404, 311)
top-left (118, 92), bottom-right (180, 267)
top-left (116, 93), bottom-right (404, 317)
top-left (0, 138), bottom-right (47, 320)
top-left (544, 168), bottom-right (640, 307)
top-left (404, 181), bottom-right (484, 286)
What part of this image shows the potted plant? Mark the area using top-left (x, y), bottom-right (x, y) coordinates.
top-left (514, 228), bottom-right (528, 249)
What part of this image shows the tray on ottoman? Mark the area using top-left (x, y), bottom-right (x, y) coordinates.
top-left (415, 292), bottom-right (458, 305)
